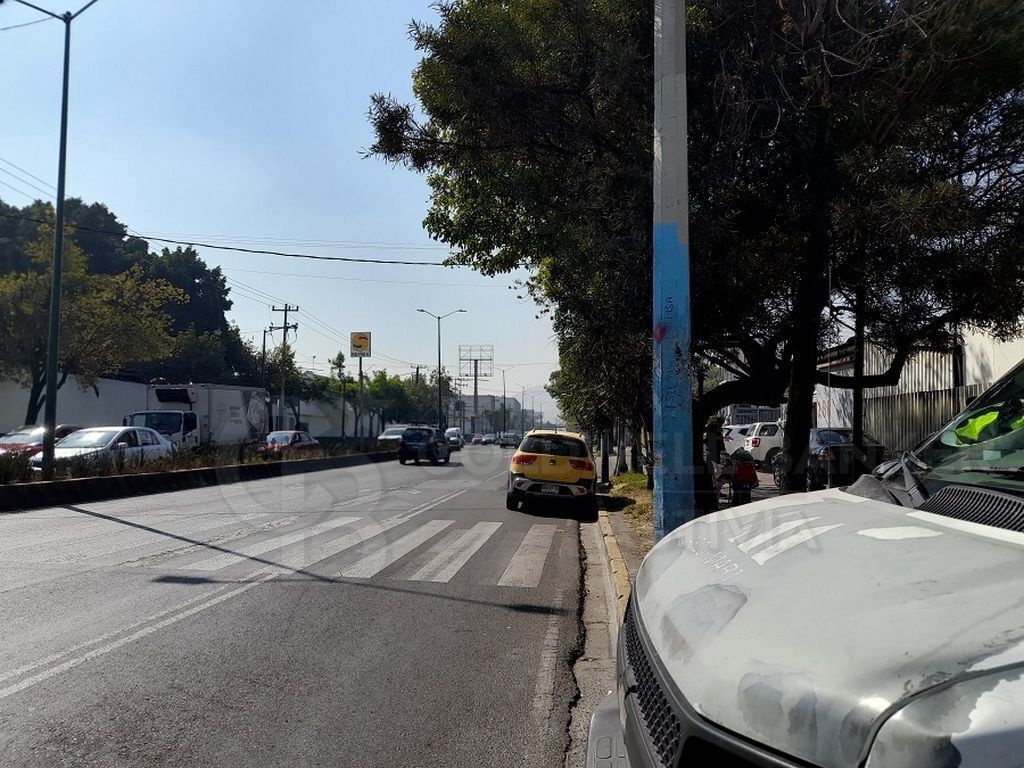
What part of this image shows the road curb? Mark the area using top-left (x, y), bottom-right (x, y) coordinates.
top-left (0, 451), bottom-right (397, 513)
top-left (598, 509), bottom-right (630, 622)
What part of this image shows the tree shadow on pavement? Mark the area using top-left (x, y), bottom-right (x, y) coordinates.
top-left (59, 505), bottom-right (570, 616)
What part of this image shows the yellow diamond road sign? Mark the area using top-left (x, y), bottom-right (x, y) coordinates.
top-left (350, 332), bottom-right (371, 358)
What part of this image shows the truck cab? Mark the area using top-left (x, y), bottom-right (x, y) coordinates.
top-left (124, 384), bottom-right (266, 449)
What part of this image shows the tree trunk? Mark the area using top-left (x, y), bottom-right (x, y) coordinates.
top-left (614, 421), bottom-right (628, 476)
top-left (783, 119), bottom-right (835, 493)
top-left (600, 429), bottom-right (611, 485)
top-left (24, 369), bottom-right (46, 425)
top-left (630, 428), bottom-right (641, 474)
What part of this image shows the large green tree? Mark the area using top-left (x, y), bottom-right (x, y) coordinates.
top-left (0, 228), bottom-right (185, 424)
top-left (370, 0), bottom-right (1024, 492)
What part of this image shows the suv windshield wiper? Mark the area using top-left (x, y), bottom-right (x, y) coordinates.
top-left (961, 466), bottom-right (1024, 477)
top-left (900, 450), bottom-right (931, 505)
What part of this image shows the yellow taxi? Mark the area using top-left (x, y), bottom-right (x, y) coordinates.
top-left (506, 430), bottom-right (597, 512)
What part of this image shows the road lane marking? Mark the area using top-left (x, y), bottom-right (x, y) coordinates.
top-left (0, 572), bottom-right (276, 702)
top-left (0, 585), bottom-right (233, 686)
top-left (497, 525), bottom-right (557, 588)
top-left (525, 588), bottom-right (564, 765)
top-left (488, 470), bottom-right (509, 481)
top-left (0, 488), bottom-right (473, 699)
top-left (409, 521), bottom-right (502, 583)
top-left (185, 516), bottom-right (360, 571)
top-left (338, 520), bottom-right (454, 578)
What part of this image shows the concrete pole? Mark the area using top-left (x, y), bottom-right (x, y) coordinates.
top-left (652, 0), bottom-right (694, 538)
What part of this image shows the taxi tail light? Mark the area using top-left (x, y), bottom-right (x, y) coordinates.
top-left (512, 454), bottom-right (537, 465)
top-left (569, 459), bottom-right (594, 471)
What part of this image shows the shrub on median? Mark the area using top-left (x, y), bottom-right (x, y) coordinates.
top-left (0, 452), bottom-right (33, 484)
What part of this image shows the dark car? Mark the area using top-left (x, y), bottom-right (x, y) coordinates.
top-left (398, 427), bottom-right (451, 465)
top-left (260, 430), bottom-right (320, 455)
top-left (773, 427), bottom-right (890, 490)
top-left (0, 424), bottom-right (82, 457)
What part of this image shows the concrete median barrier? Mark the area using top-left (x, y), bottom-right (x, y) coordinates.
top-left (0, 451), bottom-right (397, 513)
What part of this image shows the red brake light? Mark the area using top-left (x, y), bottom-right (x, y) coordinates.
top-left (512, 454), bottom-right (537, 465)
top-left (750, 438), bottom-right (760, 447)
top-left (569, 459), bottom-right (594, 471)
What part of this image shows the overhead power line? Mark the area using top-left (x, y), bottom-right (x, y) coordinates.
top-left (0, 15), bottom-right (53, 32)
top-left (0, 211), bottom-right (451, 266)
top-left (0, 156), bottom-right (56, 191)
top-left (0, 166), bottom-right (54, 199)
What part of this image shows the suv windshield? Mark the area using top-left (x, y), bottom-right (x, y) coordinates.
top-left (916, 363), bottom-right (1024, 496)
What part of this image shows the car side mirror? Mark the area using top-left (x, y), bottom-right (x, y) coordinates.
top-left (116, 442), bottom-right (130, 450)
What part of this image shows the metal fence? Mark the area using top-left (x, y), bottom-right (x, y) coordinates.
top-left (864, 383), bottom-right (988, 452)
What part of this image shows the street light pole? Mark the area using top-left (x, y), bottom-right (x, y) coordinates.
top-left (9, 0), bottom-right (104, 479)
top-left (497, 366), bottom-right (514, 434)
top-left (417, 308), bottom-right (466, 430)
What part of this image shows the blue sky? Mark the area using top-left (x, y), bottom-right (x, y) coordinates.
top-left (0, 0), bottom-right (559, 419)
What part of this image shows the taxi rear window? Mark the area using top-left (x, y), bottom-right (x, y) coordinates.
top-left (520, 436), bottom-right (587, 458)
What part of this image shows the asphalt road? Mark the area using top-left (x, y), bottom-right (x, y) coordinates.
top-left (0, 446), bottom-right (584, 768)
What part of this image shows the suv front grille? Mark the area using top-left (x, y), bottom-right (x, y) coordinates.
top-left (623, 602), bottom-right (682, 767)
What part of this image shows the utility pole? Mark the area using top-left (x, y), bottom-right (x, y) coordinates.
top-left (497, 366), bottom-right (514, 434)
top-left (271, 304), bottom-right (298, 430)
top-left (473, 360), bottom-right (479, 432)
top-left (25, 0), bottom-right (104, 480)
top-left (261, 326), bottom-right (273, 431)
top-left (652, 0), bottom-right (694, 539)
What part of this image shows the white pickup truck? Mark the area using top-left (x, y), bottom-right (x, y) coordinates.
top-left (589, 360), bottom-right (1024, 767)
top-left (124, 383), bottom-right (267, 449)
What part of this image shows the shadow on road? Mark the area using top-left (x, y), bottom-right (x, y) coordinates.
top-left (64, 505), bottom-right (569, 616)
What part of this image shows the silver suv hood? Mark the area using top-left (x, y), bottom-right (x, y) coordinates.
top-left (635, 489), bottom-right (1024, 768)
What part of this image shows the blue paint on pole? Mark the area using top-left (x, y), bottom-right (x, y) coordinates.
top-left (652, 222), bottom-right (694, 540)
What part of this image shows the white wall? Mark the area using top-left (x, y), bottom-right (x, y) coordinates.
top-left (0, 376), bottom-right (148, 430)
top-left (963, 331), bottom-right (1024, 386)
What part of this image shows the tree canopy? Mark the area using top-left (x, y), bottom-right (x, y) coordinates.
top-left (369, 0), bottom-right (1024, 486)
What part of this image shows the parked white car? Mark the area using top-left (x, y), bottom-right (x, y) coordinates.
top-left (722, 424), bottom-right (752, 456)
top-left (743, 420), bottom-right (784, 467)
top-left (29, 426), bottom-right (172, 470)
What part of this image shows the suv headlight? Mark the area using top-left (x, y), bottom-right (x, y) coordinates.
top-left (866, 667), bottom-right (1024, 767)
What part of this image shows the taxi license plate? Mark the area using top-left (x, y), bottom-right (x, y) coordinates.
top-left (541, 484), bottom-right (560, 494)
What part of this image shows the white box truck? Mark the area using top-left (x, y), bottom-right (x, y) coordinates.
top-left (124, 384), bottom-right (268, 449)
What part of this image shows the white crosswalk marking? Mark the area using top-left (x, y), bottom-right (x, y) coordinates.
top-left (409, 522), bottom-right (502, 583)
top-left (497, 525), bottom-right (557, 588)
top-left (338, 519), bottom-right (454, 578)
top-left (185, 516), bottom-right (361, 571)
top-left (189, 489), bottom-right (466, 575)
